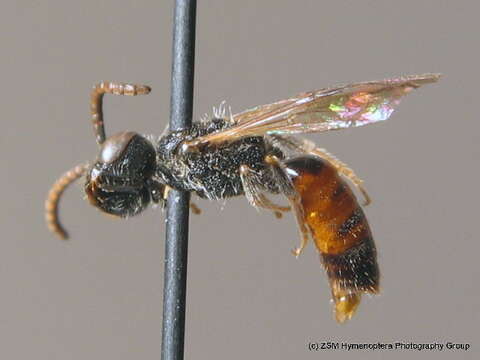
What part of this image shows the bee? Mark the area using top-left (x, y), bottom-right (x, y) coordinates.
top-left (45, 74), bottom-right (440, 322)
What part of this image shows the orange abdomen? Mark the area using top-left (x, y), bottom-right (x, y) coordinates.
top-left (285, 155), bottom-right (380, 322)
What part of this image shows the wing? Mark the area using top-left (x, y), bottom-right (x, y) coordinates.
top-left (183, 74), bottom-right (440, 150)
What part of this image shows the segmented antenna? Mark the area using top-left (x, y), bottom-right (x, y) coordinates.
top-left (45, 163), bottom-right (89, 239)
top-left (91, 82), bottom-right (151, 145)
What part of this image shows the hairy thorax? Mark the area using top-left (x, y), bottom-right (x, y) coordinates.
top-left (156, 118), bottom-right (283, 199)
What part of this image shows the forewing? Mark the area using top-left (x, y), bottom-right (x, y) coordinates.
top-left (230, 96), bottom-right (299, 125)
top-left (184, 74), bottom-right (440, 149)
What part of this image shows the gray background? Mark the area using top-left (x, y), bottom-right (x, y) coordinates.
top-left (1, 1), bottom-right (478, 359)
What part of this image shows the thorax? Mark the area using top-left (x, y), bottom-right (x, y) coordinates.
top-left (155, 118), bottom-right (280, 199)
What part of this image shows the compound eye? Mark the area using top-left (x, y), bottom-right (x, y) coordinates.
top-left (100, 131), bottom-right (137, 164)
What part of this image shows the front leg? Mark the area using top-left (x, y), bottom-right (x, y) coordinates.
top-left (161, 185), bottom-right (201, 215)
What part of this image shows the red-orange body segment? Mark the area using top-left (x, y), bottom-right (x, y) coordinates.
top-left (285, 156), bottom-right (379, 322)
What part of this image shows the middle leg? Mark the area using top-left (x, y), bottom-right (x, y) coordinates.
top-left (264, 155), bottom-right (312, 257)
top-left (239, 164), bottom-right (290, 219)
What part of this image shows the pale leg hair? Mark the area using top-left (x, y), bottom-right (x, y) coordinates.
top-left (239, 164), bottom-right (290, 219)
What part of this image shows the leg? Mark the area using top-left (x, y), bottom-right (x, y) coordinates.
top-left (91, 82), bottom-right (151, 146)
top-left (270, 135), bottom-right (371, 206)
top-left (239, 164), bottom-right (290, 218)
top-left (190, 202), bottom-right (202, 215)
top-left (161, 185), bottom-right (201, 215)
top-left (264, 155), bottom-right (311, 257)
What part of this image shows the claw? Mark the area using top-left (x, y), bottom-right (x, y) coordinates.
top-left (359, 186), bottom-right (372, 206)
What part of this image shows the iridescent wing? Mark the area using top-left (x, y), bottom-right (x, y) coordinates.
top-left (183, 74), bottom-right (440, 150)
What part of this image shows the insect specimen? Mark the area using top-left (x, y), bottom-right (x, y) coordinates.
top-left (45, 74), bottom-right (440, 322)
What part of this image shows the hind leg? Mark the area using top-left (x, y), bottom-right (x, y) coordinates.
top-left (269, 135), bottom-right (371, 206)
